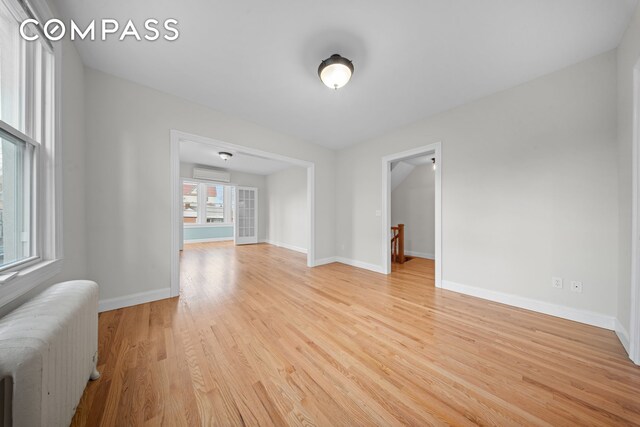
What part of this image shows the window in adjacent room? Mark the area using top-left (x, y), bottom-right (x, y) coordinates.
top-left (183, 181), bottom-right (233, 225)
top-left (205, 184), bottom-right (224, 223)
top-left (182, 182), bottom-right (198, 223)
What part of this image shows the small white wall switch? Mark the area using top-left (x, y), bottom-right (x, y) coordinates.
top-left (375, 210), bottom-right (381, 217)
top-left (570, 281), bottom-right (583, 293)
top-left (552, 277), bottom-right (563, 289)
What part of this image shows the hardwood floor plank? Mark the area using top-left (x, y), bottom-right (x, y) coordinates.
top-left (71, 242), bottom-right (640, 426)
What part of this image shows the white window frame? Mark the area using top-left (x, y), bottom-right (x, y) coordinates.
top-left (182, 179), bottom-right (234, 227)
top-left (0, 0), bottom-right (62, 308)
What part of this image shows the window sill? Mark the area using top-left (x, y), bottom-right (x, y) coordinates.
top-left (184, 223), bottom-right (234, 228)
top-left (0, 259), bottom-right (63, 309)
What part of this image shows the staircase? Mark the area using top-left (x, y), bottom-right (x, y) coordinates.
top-left (391, 224), bottom-right (405, 264)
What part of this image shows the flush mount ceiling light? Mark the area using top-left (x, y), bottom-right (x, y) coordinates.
top-left (218, 151), bottom-right (233, 161)
top-left (318, 54), bottom-right (354, 90)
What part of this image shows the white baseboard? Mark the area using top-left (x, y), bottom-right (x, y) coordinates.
top-left (99, 288), bottom-right (172, 312)
top-left (265, 240), bottom-right (308, 254)
top-left (405, 250), bottom-right (435, 260)
top-left (615, 318), bottom-right (631, 353)
top-left (184, 237), bottom-right (233, 244)
top-left (313, 256), bottom-right (337, 266)
top-left (441, 280), bottom-right (615, 330)
top-left (335, 257), bottom-right (385, 274)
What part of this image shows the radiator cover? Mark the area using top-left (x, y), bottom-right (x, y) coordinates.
top-left (0, 280), bottom-right (99, 427)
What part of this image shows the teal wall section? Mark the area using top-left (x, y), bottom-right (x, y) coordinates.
top-left (184, 226), bottom-right (233, 241)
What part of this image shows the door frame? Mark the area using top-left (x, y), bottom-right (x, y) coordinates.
top-left (381, 142), bottom-right (442, 286)
top-left (170, 130), bottom-right (316, 297)
top-left (630, 60), bottom-right (640, 365)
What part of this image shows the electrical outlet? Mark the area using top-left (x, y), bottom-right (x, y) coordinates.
top-left (552, 277), bottom-right (563, 289)
top-left (571, 281), bottom-right (583, 293)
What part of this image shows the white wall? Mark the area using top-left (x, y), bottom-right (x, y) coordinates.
top-left (56, 40), bottom-right (88, 284)
top-left (335, 51), bottom-right (618, 318)
top-left (391, 164), bottom-right (435, 258)
top-left (179, 162), bottom-right (268, 242)
top-left (265, 167), bottom-right (308, 252)
top-left (617, 5), bottom-right (640, 338)
top-left (84, 68), bottom-right (335, 302)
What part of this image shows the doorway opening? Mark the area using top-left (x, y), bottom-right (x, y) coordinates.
top-left (389, 154), bottom-right (436, 273)
top-left (170, 130), bottom-right (315, 298)
top-left (381, 143), bottom-right (442, 286)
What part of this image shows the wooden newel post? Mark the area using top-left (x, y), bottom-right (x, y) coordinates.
top-left (398, 224), bottom-right (405, 264)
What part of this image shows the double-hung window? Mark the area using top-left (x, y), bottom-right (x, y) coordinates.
top-left (0, 0), bottom-right (60, 297)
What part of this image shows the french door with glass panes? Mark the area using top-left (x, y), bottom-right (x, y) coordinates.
top-left (234, 187), bottom-right (258, 245)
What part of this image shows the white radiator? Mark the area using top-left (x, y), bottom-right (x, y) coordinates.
top-left (0, 280), bottom-right (100, 427)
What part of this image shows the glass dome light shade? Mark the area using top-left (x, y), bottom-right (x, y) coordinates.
top-left (318, 54), bottom-right (354, 89)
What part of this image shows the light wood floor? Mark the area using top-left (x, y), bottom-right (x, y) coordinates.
top-left (72, 242), bottom-right (640, 426)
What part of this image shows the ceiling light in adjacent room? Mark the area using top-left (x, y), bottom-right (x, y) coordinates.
top-left (219, 152), bottom-right (233, 161)
top-left (318, 54), bottom-right (354, 90)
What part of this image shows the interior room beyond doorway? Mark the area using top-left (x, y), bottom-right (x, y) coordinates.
top-left (171, 131), bottom-right (316, 297)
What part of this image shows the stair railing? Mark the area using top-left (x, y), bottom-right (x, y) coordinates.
top-left (391, 224), bottom-right (405, 264)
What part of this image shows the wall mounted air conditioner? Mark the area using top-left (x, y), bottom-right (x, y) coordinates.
top-left (193, 168), bottom-right (231, 182)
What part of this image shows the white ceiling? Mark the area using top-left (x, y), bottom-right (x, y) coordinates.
top-left (53, 0), bottom-right (637, 149)
top-left (391, 154), bottom-right (434, 170)
top-left (403, 155), bottom-right (434, 167)
top-left (180, 140), bottom-right (292, 175)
